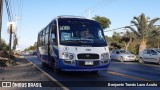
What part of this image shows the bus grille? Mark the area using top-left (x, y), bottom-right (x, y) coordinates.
top-left (77, 53), bottom-right (99, 59)
top-left (79, 61), bottom-right (99, 66)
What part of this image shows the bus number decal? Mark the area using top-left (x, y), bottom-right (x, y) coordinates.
top-left (60, 26), bottom-right (70, 30)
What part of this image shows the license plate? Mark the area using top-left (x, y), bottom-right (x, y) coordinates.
top-left (85, 61), bottom-right (93, 65)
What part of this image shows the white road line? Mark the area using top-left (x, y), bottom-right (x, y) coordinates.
top-left (111, 61), bottom-right (160, 68)
top-left (25, 58), bottom-right (69, 90)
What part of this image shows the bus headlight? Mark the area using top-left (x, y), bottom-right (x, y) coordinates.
top-left (101, 53), bottom-right (109, 60)
top-left (69, 54), bottom-right (74, 60)
top-left (62, 52), bottom-right (75, 60)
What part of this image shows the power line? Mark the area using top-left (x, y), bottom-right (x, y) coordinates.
top-left (104, 25), bottom-right (135, 32)
top-left (81, 0), bottom-right (118, 17)
top-left (8, 0), bottom-right (13, 20)
top-left (91, 0), bottom-right (118, 13)
top-left (82, 0), bottom-right (108, 14)
top-left (104, 19), bottom-right (160, 32)
top-left (5, 0), bottom-right (14, 21)
top-left (5, 0), bottom-right (11, 21)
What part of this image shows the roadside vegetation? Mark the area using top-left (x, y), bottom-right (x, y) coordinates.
top-left (93, 13), bottom-right (160, 55)
top-left (0, 39), bottom-right (16, 67)
top-left (24, 42), bottom-right (37, 52)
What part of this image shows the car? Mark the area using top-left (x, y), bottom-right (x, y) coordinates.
top-left (138, 48), bottom-right (160, 64)
top-left (110, 49), bottom-right (136, 62)
top-left (32, 51), bottom-right (37, 55)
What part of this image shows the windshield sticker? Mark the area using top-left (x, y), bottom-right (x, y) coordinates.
top-left (60, 26), bottom-right (70, 30)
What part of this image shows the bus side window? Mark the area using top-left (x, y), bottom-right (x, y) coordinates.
top-left (51, 25), bottom-right (57, 45)
top-left (45, 27), bottom-right (49, 45)
top-left (40, 31), bottom-right (43, 46)
top-left (43, 30), bottom-right (46, 45)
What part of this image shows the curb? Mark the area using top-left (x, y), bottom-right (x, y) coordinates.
top-left (24, 57), bottom-right (69, 90)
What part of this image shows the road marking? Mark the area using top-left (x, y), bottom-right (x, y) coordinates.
top-left (111, 61), bottom-right (160, 68)
top-left (108, 71), bottom-right (150, 81)
top-left (26, 58), bottom-right (69, 90)
top-left (141, 63), bottom-right (160, 68)
top-left (111, 62), bottom-right (138, 65)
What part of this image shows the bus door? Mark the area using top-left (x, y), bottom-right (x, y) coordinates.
top-left (48, 22), bottom-right (58, 65)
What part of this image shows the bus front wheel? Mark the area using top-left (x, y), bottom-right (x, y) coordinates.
top-left (42, 62), bottom-right (47, 67)
top-left (90, 71), bottom-right (98, 74)
top-left (54, 62), bottom-right (62, 73)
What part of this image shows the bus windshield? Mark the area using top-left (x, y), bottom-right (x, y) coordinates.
top-left (58, 18), bottom-right (107, 47)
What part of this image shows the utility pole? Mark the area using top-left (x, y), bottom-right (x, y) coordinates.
top-left (13, 16), bottom-right (19, 50)
top-left (9, 24), bottom-right (12, 63)
top-left (7, 22), bottom-right (15, 63)
top-left (0, 0), bottom-right (3, 43)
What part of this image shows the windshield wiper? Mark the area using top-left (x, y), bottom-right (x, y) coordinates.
top-left (79, 39), bottom-right (94, 43)
top-left (62, 40), bottom-right (82, 44)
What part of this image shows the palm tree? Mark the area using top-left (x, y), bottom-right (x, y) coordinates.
top-left (125, 13), bottom-right (160, 53)
top-left (148, 26), bottom-right (160, 48)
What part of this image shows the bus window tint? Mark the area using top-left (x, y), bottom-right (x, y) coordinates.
top-left (51, 25), bottom-right (57, 45)
top-left (58, 18), bottom-right (107, 47)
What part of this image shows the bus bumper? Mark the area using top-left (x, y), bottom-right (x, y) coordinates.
top-left (57, 59), bottom-right (110, 71)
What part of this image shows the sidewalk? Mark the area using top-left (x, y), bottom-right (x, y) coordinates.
top-left (0, 56), bottom-right (64, 90)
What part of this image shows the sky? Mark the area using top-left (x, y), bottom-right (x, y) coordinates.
top-left (1, 0), bottom-right (160, 51)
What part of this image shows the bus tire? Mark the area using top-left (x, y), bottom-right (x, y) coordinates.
top-left (54, 62), bottom-right (62, 73)
top-left (54, 67), bottom-right (62, 73)
top-left (91, 71), bottom-right (98, 74)
top-left (42, 62), bottom-right (47, 67)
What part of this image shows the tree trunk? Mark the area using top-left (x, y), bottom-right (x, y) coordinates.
top-left (139, 39), bottom-right (147, 53)
top-left (124, 38), bottom-right (132, 51)
top-left (126, 43), bottom-right (129, 51)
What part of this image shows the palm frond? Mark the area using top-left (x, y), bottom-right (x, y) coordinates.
top-left (148, 18), bottom-right (160, 28)
top-left (131, 21), bottom-right (139, 27)
top-left (133, 16), bottom-right (140, 24)
top-left (125, 26), bottom-right (141, 39)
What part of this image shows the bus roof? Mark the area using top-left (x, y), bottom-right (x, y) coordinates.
top-left (38, 15), bottom-right (97, 34)
top-left (57, 15), bottom-right (86, 19)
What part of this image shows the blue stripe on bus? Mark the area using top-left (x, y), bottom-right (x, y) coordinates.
top-left (38, 53), bottom-right (110, 71)
top-left (56, 59), bottom-right (110, 71)
top-left (41, 55), bottom-right (48, 61)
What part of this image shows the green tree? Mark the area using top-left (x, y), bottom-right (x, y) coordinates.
top-left (24, 42), bottom-right (37, 52)
top-left (0, 39), bottom-right (9, 51)
top-left (147, 26), bottom-right (160, 48)
top-left (125, 13), bottom-right (160, 53)
top-left (108, 32), bottom-right (123, 50)
top-left (92, 15), bottom-right (111, 30)
top-left (121, 31), bottom-right (135, 51)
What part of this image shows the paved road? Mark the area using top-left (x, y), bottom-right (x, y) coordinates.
top-left (25, 55), bottom-right (160, 90)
